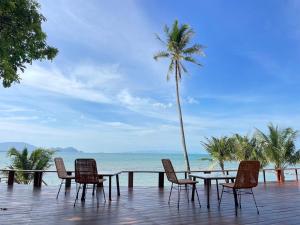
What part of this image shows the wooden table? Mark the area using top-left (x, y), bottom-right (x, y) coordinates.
top-left (81, 171), bottom-right (121, 201)
top-left (189, 173), bottom-right (236, 208)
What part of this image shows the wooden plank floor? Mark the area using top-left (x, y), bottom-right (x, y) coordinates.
top-left (0, 182), bottom-right (300, 225)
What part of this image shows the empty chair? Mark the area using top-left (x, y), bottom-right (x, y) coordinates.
top-left (219, 160), bottom-right (260, 215)
top-left (162, 159), bottom-right (201, 209)
top-left (74, 159), bottom-right (106, 207)
top-left (54, 157), bottom-right (75, 199)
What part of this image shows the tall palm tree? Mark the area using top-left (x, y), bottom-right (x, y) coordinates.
top-left (201, 136), bottom-right (234, 174)
top-left (256, 124), bottom-right (300, 170)
top-left (154, 20), bottom-right (205, 172)
top-left (233, 134), bottom-right (268, 168)
top-left (7, 147), bottom-right (55, 184)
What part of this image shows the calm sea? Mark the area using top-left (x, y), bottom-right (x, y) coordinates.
top-left (0, 152), bottom-right (296, 186)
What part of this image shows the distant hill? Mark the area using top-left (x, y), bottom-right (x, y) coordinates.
top-left (53, 146), bottom-right (82, 153)
top-left (0, 142), bottom-right (36, 152)
top-left (0, 142), bottom-right (82, 153)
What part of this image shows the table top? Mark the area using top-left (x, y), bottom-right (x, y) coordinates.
top-left (189, 173), bottom-right (236, 180)
top-left (98, 171), bottom-right (122, 176)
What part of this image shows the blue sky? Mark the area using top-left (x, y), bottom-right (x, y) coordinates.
top-left (1, 0), bottom-right (300, 153)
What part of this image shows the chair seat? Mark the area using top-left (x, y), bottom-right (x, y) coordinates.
top-left (221, 183), bottom-right (235, 188)
top-left (177, 179), bottom-right (198, 185)
top-left (63, 175), bottom-right (75, 179)
top-left (77, 178), bottom-right (106, 184)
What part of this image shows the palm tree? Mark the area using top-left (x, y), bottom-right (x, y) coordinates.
top-left (201, 136), bottom-right (234, 174)
top-left (7, 147), bottom-right (55, 184)
top-left (154, 20), bottom-right (205, 172)
top-left (233, 134), bottom-right (268, 168)
top-left (256, 124), bottom-right (300, 181)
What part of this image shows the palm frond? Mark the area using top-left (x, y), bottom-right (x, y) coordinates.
top-left (153, 51), bottom-right (170, 61)
top-left (183, 56), bottom-right (202, 66)
top-left (154, 33), bottom-right (166, 45)
top-left (183, 44), bottom-right (205, 56)
top-left (166, 60), bottom-right (175, 81)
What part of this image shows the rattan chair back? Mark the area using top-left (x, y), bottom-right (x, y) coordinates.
top-left (75, 159), bottom-right (99, 184)
top-left (54, 157), bottom-right (68, 179)
top-left (162, 159), bottom-right (178, 183)
top-left (234, 160), bottom-right (260, 189)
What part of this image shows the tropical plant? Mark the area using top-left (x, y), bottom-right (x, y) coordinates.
top-left (0, 0), bottom-right (58, 87)
top-left (201, 136), bottom-right (234, 174)
top-left (256, 124), bottom-right (300, 169)
top-left (154, 20), bottom-right (205, 172)
top-left (233, 134), bottom-right (268, 168)
top-left (7, 147), bottom-right (55, 184)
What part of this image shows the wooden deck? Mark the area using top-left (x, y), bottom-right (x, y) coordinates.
top-left (1, 182), bottom-right (300, 225)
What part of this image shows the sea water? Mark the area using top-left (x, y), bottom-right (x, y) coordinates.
top-left (0, 152), bottom-right (296, 186)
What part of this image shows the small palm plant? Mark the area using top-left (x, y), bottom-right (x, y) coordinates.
top-left (256, 124), bottom-right (300, 181)
top-left (154, 20), bottom-right (205, 172)
top-left (233, 134), bottom-right (268, 168)
top-left (7, 147), bottom-right (55, 184)
top-left (201, 136), bottom-right (234, 174)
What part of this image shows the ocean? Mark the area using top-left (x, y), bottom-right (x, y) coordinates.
top-left (0, 152), bottom-right (297, 186)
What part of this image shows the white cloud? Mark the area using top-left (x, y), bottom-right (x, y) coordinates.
top-left (186, 97), bottom-right (199, 104)
top-left (22, 64), bottom-right (122, 104)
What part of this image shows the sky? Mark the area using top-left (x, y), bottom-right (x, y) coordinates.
top-left (1, 0), bottom-right (300, 153)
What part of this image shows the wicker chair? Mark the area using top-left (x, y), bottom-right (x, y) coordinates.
top-left (219, 160), bottom-right (260, 215)
top-left (162, 159), bottom-right (201, 209)
top-left (54, 157), bottom-right (75, 199)
top-left (74, 159), bottom-right (106, 207)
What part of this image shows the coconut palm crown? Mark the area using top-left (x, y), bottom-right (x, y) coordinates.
top-left (256, 124), bottom-right (300, 169)
top-left (154, 20), bottom-right (205, 172)
top-left (201, 136), bottom-right (234, 174)
top-left (7, 147), bottom-right (55, 184)
top-left (233, 134), bottom-right (268, 168)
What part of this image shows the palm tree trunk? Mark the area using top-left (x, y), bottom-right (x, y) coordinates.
top-left (175, 61), bottom-right (191, 173)
top-left (220, 161), bottom-right (225, 175)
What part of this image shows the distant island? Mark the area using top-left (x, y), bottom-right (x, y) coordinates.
top-left (0, 142), bottom-right (82, 153)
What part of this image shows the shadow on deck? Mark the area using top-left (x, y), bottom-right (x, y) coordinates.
top-left (0, 182), bottom-right (300, 225)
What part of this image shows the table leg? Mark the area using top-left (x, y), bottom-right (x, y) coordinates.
top-left (116, 174), bottom-right (120, 196)
top-left (207, 179), bottom-right (210, 208)
top-left (81, 184), bottom-right (86, 201)
top-left (216, 179), bottom-right (219, 200)
top-left (191, 177), bottom-right (196, 201)
top-left (109, 176), bottom-right (112, 201)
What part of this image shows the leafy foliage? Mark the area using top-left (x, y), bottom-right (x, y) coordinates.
top-left (232, 134), bottom-right (268, 168)
top-left (0, 0), bottom-right (58, 87)
top-left (256, 124), bottom-right (300, 169)
top-left (201, 136), bottom-right (234, 173)
top-left (154, 20), bottom-right (205, 172)
top-left (153, 20), bottom-right (205, 81)
top-left (7, 147), bottom-right (55, 184)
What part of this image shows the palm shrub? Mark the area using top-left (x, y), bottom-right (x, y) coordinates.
top-left (154, 20), bottom-right (205, 172)
top-left (7, 147), bottom-right (55, 184)
top-left (201, 136), bottom-right (234, 174)
top-left (256, 124), bottom-right (300, 181)
top-left (233, 134), bottom-right (268, 168)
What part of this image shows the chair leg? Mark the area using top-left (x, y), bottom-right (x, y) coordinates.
top-left (239, 191), bottom-right (242, 209)
top-left (92, 184), bottom-right (95, 196)
top-left (102, 186), bottom-right (106, 202)
top-left (168, 183), bottom-right (173, 204)
top-left (194, 184), bottom-right (201, 208)
top-left (56, 179), bottom-right (64, 199)
top-left (177, 185), bottom-right (181, 209)
top-left (74, 184), bottom-right (81, 207)
top-left (219, 186), bottom-right (224, 207)
top-left (96, 185), bottom-right (99, 208)
top-left (251, 188), bottom-right (259, 214)
top-left (233, 188), bottom-right (238, 216)
top-left (185, 185), bottom-right (190, 203)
